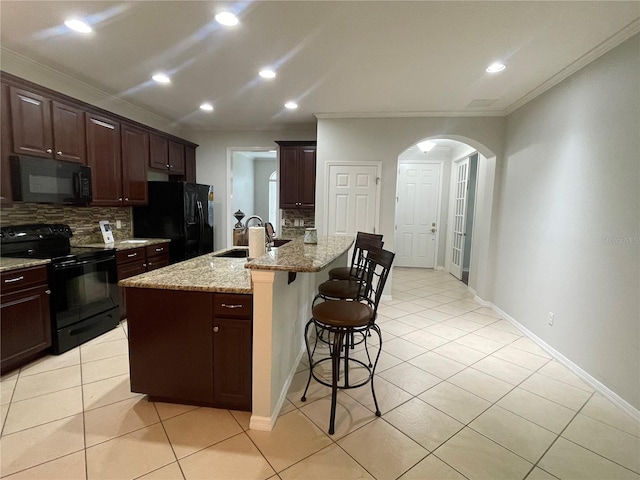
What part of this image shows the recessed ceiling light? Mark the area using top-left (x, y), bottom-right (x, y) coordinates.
top-left (152, 73), bottom-right (171, 84)
top-left (215, 12), bottom-right (238, 26)
top-left (200, 103), bottom-right (214, 112)
top-left (64, 18), bottom-right (92, 34)
top-left (284, 101), bottom-right (298, 110)
top-left (417, 141), bottom-right (436, 152)
top-left (486, 62), bottom-right (506, 73)
top-left (259, 69), bottom-right (276, 79)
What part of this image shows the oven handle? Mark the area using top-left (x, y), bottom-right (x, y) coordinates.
top-left (53, 255), bottom-right (116, 269)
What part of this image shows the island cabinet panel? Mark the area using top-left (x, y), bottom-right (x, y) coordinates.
top-left (126, 288), bottom-right (253, 410)
top-left (127, 288), bottom-right (214, 404)
top-left (1, 265), bottom-right (52, 374)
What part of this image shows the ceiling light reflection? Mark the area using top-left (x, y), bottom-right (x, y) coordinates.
top-left (284, 101), bottom-right (298, 109)
top-left (215, 12), bottom-right (238, 26)
top-left (64, 18), bottom-right (92, 33)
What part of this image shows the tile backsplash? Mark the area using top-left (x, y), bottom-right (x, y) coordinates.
top-left (280, 208), bottom-right (315, 238)
top-left (0, 203), bottom-right (132, 245)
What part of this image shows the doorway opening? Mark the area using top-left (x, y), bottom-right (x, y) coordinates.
top-left (227, 148), bottom-right (277, 247)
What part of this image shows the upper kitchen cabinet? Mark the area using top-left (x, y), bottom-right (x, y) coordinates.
top-left (121, 124), bottom-right (149, 205)
top-left (1, 83), bottom-right (12, 206)
top-left (277, 141), bottom-right (317, 209)
top-left (86, 113), bottom-right (122, 206)
top-left (184, 145), bottom-right (196, 183)
top-left (9, 85), bottom-right (86, 163)
top-left (149, 133), bottom-right (185, 175)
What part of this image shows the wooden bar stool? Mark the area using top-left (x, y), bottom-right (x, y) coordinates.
top-left (327, 232), bottom-right (383, 281)
top-left (301, 247), bottom-right (395, 435)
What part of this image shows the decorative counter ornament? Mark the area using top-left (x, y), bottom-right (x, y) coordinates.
top-left (304, 228), bottom-right (318, 244)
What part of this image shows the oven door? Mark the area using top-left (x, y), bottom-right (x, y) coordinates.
top-left (51, 255), bottom-right (118, 329)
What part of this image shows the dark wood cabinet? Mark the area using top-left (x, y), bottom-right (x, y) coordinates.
top-left (51, 101), bottom-right (86, 163)
top-left (1, 83), bottom-right (13, 206)
top-left (184, 145), bottom-right (196, 183)
top-left (149, 134), bottom-right (186, 175)
top-left (86, 113), bottom-right (122, 206)
top-left (9, 86), bottom-right (85, 163)
top-left (1, 265), bottom-right (51, 374)
top-left (168, 140), bottom-right (185, 175)
top-left (149, 133), bottom-right (169, 171)
top-left (121, 124), bottom-right (149, 205)
top-left (116, 243), bottom-right (169, 320)
top-left (127, 288), bottom-right (253, 410)
top-left (277, 141), bottom-right (316, 209)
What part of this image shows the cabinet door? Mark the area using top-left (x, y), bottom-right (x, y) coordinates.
top-left (299, 146), bottom-right (316, 208)
top-left (1, 285), bottom-right (51, 373)
top-left (1, 83), bottom-right (13, 206)
top-left (212, 317), bottom-right (252, 410)
top-left (168, 141), bottom-right (185, 175)
top-left (149, 133), bottom-right (169, 171)
top-left (279, 147), bottom-right (299, 208)
top-left (52, 101), bottom-right (86, 164)
top-left (9, 86), bottom-right (53, 158)
top-left (184, 145), bottom-right (196, 183)
top-left (121, 124), bottom-right (149, 205)
top-left (86, 113), bottom-right (122, 206)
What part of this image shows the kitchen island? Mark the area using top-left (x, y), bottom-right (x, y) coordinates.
top-left (120, 235), bottom-right (353, 430)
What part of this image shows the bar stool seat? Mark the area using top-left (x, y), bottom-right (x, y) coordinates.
top-left (316, 279), bottom-right (361, 301)
top-left (312, 300), bottom-right (373, 328)
top-left (327, 232), bottom-right (383, 281)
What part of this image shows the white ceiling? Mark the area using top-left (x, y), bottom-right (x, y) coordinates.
top-left (1, 1), bottom-right (638, 131)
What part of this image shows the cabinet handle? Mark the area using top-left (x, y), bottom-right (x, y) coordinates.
top-left (143, 263), bottom-right (147, 267)
top-left (155, 247), bottom-right (163, 252)
top-left (119, 197), bottom-right (123, 201)
top-left (125, 197), bottom-right (129, 201)
top-left (213, 326), bottom-right (219, 332)
top-left (4, 276), bottom-right (24, 283)
top-left (221, 303), bottom-right (243, 309)
top-left (46, 148), bottom-right (52, 153)
top-left (57, 151), bottom-right (62, 155)
top-left (166, 164), bottom-right (170, 169)
top-left (45, 289), bottom-right (51, 295)
top-left (127, 253), bottom-right (137, 258)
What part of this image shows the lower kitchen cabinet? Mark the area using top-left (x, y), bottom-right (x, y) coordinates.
top-left (0, 265), bottom-right (52, 374)
top-left (116, 242), bottom-right (169, 320)
top-left (126, 288), bottom-right (253, 411)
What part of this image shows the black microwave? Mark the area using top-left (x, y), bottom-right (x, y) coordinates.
top-left (10, 155), bottom-right (92, 204)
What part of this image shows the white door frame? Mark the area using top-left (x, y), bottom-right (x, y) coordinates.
top-left (324, 161), bottom-right (382, 236)
top-left (394, 160), bottom-right (444, 268)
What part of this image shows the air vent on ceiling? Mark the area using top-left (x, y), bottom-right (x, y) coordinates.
top-left (467, 99), bottom-right (499, 108)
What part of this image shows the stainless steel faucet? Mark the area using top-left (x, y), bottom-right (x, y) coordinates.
top-left (243, 215), bottom-right (273, 249)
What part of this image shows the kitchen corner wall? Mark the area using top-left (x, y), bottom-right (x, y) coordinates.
top-left (0, 203), bottom-right (132, 244)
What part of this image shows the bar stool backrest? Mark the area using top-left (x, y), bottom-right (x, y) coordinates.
top-left (358, 247), bottom-right (395, 322)
top-left (351, 232), bottom-right (384, 280)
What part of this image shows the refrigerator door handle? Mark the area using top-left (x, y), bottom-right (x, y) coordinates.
top-left (196, 200), bottom-right (205, 255)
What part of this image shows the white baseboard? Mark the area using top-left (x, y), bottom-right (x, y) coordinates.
top-left (467, 286), bottom-right (477, 296)
top-left (381, 294), bottom-right (393, 302)
top-left (249, 344), bottom-right (306, 431)
top-left (484, 300), bottom-right (640, 422)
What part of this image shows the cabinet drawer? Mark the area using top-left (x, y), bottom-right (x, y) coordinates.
top-left (116, 247), bottom-right (145, 264)
top-left (146, 254), bottom-right (169, 272)
top-left (1, 265), bottom-right (48, 294)
top-left (146, 243), bottom-right (169, 258)
top-left (213, 294), bottom-right (253, 318)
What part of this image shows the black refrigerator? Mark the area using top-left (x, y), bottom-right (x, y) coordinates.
top-left (133, 182), bottom-right (214, 263)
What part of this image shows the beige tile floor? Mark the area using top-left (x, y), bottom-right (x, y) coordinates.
top-left (1, 267), bottom-right (639, 479)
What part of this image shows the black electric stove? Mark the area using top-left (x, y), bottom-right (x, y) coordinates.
top-left (1, 224), bottom-right (120, 354)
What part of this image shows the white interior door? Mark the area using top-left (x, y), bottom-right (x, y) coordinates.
top-left (450, 157), bottom-right (469, 279)
top-left (326, 163), bottom-right (380, 237)
top-left (395, 163), bottom-right (441, 268)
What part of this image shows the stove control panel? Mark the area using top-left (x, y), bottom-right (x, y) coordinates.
top-left (0, 224), bottom-right (72, 243)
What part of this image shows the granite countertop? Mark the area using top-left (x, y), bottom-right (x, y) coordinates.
top-left (0, 257), bottom-right (51, 273)
top-left (77, 238), bottom-right (171, 251)
top-left (119, 253), bottom-right (252, 294)
top-left (245, 235), bottom-right (354, 272)
top-left (118, 236), bottom-right (353, 293)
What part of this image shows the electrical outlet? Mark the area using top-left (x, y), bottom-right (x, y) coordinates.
top-left (116, 220), bottom-right (122, 229)
top-left (548, 312), bottom-right (554, 326)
